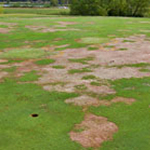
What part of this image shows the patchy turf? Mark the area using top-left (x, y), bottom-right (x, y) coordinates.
top-left (0, 14), bottom-right (150, 150)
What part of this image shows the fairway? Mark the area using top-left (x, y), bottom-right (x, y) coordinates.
top-left (0, 14), bottom-right (150, 150)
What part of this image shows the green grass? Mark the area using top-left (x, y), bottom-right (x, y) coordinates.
top-left (3, 8), bottom-right (70, 15)
top-left (111, 63), bottom-right (150, 69)
top-left (0, 59), bottom-right (24, 64)
top-left (48, 81), bottom-right (67, 86)
top-left (0, 48), bottom-right (52, 59)
top-left (82, 75), bottom-right (97, 80)
top-left (2, 66), bottom-right (17, 72)
top-left (68, 67), bottom-right (92, 74)
top-left (69, 57), bottom-right (94, 64)
top-left (74, 84), bottom-right (87, 91)
top-left (52, 65), bottom-right (65, 69)
top-left (88, 47), bottom-right (99, 51)
top-left (0, 79), bottom-right (84, 150)
top-left (19, 71), bottom-right (40, 82)
top-left (90, 81), bottom-right (101, 86)
top-left (139, 68), bottom-right (150, 72)
top-left (35, 59), bottom-right (55, 65)
top-left (118, 48), bottom-right (128, 51)
top-left (0, 25), bottom-right (8, 28)
top-left (0, 15), bottom-right (150, 50)
top-left (123, 40), bottom-right (135, 43)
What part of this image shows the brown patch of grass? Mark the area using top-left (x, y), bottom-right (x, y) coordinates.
top-left (70, 114), bottom-right (118, 148)
top-left (86, 84), bottom-right (116, 95)
top-left (0, 22), bottom-right (17, 26)
top-left (0, 71), bottom-right (8, 80)
top-left (0, 28), bottom-right (10, 33)
top-left (65, 96), bottom-right (135, 107)
top-left (0, 59), bottom-right (8, 63)
top-left (65, 95), bottom-right (100, 106)
top-left (111, 97), bottom-right (135, 105)
top-left (57, 21), bottom-right (77, 26)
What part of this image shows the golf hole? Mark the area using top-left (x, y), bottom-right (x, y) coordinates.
top-left (31, 114), bottom-right (39, 117)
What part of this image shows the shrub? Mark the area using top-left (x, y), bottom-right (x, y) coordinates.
top-left (107, 0), bottom-right (128, 16)
top-left (127, 0), bottom-right (150, 17)
top-left (50, 0), bottom-right (58, 6)
top-left (0, 5), bottom-right (3, 14)
top-left (107, 0), bottom-right (150, 17)
top-left (70, 0), bottom-right (150, 17)
top-left (70, 0), bottom-right (107, 16)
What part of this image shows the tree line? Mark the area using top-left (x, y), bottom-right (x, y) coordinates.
top-left (70, 0), bottom-right (150, 17)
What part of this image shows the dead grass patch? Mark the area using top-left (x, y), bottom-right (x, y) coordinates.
top-left (0, 28), bottom-right (10, 33)
top-left (111, 97), bottom-right (135, 105)
top-left (70, 114), bottom-right (118, 148)
top-left (86, 84), bottom-right (116, 95)
top-left (65, 95), bottom-right (135, 107)
top-left (0, 22), bottom-right (17, 26)
top-left (0, 59), bottom-right (8, 63)
top-left (36, 35), bottom-right (150, 96)
top-left (92, 67), bottom-right (150, 80)
top-left (65, 95), bottom-right (100, 106)
top-left (57, 21), bottom-right (77, 26)
top-left (0, 71), bottom-right (8, 80)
